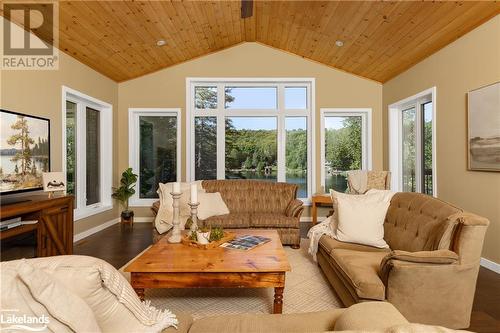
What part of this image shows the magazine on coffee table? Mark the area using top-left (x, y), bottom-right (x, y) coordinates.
top-left (220, 235), bottom-right (271, 251)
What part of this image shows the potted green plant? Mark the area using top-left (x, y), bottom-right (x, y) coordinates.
top-left (112, 167), bottom-right (138, 223)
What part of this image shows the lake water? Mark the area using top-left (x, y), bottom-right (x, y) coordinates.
top-left (0, 155), bottom-right (47, 174)
top-left (224, 170), bottom-right (348, 198)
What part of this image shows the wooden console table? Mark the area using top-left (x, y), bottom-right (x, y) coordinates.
top-left (311, 193), bottom-right (333, 225)
top-left (1, 195), bottom-right (74, 257)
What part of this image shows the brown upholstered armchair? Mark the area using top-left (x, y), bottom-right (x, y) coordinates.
top-left (317, 192), bottom-right (489, 329)
top-left (152, 180), bottom-right (304, 248)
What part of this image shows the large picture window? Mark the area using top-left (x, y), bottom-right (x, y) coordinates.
top-left (128, 109), bottom-right (181, 206)
top-left (63, 86), bottom-right (113, 220)
top-left (389, 88), bottom-right (436, 196)
top-left (320, 108), bottom-right (372, 193)
top-left (187, 79), bottom-right (314, 200)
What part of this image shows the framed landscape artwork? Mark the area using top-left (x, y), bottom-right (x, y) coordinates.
top-left (467, 81), bottom-right (500, 171)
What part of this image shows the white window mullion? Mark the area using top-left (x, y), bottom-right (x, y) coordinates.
top-left (277, 84), bottom-right (286, 182)
top-left (78, 103), bottom-right (87, 209)
top-left (217, 84), bottom-right (225, 180)
top-left (415, 101), bottom-right (423, 193)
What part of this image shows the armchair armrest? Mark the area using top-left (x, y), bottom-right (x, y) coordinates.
top-left (285, 199), bottom-right (304, 218)
top-left (151, 200), bottom-right (160, 216)
top-left (379, 249), bottom-right (458, 285)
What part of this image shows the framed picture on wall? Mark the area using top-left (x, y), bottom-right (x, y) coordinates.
top-left (467, 81), bottom-right (500, 172)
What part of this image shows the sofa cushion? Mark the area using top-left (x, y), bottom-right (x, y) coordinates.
top-left (329, 249), bottom-right (388, 301)
top-left (189, 309), bottom-right (343, 333)
top-left (204, 213), bottom-right (251, 228)
top-left (250, 213), bottom-right (299, 228)
top-left (319, 235), bottom-right (392, 255)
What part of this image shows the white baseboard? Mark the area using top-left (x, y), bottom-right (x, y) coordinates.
top-left (73, 218), bottom-right (120, 243)
top-left (480, 257), bottom-right (500, 274)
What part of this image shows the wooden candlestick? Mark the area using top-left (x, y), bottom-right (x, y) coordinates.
top-left (188, 202), bottom-right (200, 233)
top-left (168, 192), bottom-right (182, 243)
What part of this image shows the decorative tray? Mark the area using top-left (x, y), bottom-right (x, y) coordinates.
top-left (181, 231), bottom-right (236, 250)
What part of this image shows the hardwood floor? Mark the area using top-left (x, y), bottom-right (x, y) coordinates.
top-left (2, 221), bottom-right (499, 332)
top-left (74, 223), bottom-right (152, 269)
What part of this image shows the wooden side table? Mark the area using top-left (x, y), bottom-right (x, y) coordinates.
top-left (311, 193), bottom-right (333, 225)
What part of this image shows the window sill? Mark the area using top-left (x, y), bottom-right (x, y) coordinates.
top-left (74, 204), bottom-right (113, 221)
top-left (129, 198), bottom-right (158, 207)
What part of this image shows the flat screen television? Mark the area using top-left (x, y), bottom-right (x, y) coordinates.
top-left (0, 109), bottom-right (50, 196)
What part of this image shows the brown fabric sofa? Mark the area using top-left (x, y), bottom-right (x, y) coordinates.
top-left (152, 180), bottom-right (304, 248)
top-left (317, 192), bottom-right (489, 329)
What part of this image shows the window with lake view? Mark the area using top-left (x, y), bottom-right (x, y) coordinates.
top-left (188, 80), bottom-right (313, 199)
top-left (321, 109), bottom-right (371, 193)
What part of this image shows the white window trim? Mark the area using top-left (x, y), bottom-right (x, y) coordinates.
top-left (128, 108), bottom-right (182, 206)
top-left (320, 108), bottom-right (373, 192)
top-left (61, 86), bottom-right (113, 221)
top-left (388, 86), bottom-right (437, 196)
top-left (185, 77), bottom-right (316, 202)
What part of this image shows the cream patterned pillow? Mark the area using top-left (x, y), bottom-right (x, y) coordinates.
top-left (23, 255), bottom-right (178, 333)
top-left (197, 192), bottom-right (230, 220)
top-left (330, 189), bottom-right (394, 248)
top-left (17, 260), bottom-right (102, 333)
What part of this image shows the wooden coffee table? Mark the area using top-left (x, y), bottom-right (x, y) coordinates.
top-left (124, 229), bottom-right (291, 314)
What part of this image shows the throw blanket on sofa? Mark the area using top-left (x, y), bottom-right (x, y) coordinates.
top-left (307, 217), bottom-right (335, 261)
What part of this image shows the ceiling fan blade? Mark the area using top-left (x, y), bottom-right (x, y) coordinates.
top-left (241, 0), bottom-right (253, 19)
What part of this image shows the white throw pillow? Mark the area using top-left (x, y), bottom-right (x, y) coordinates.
top-left (330, 189), bottom-right (395, 248)
top-left (197, 192), bottom-right (230, 220)
top-left (17, 260), bottom-right (102, 333)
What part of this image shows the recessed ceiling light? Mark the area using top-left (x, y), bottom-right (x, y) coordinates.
top-left (156, 40), bottom-right (166, 46)
top-left (335, 40), bottom-right (344, 47)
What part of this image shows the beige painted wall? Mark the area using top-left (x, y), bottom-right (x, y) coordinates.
top-left (383, 15), bottom-right (500, 263)
top-left (118, 42), bottom-right (383, 217)
top-left (1, 48), bottom-right (119, 235)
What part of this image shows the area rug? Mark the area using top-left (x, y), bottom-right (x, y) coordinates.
top-left (120, 238), bottom-right (342, 319)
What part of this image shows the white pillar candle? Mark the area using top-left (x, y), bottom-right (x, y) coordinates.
top-left (173, 182), bottom-right (181, 193)
top-left (190, 183), bottom-right (198, 203)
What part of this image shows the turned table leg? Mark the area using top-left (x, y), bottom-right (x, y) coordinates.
top-left (134, 288), bottom-right (145, 301)
top-left (273, 287), bottom-right (284, 314)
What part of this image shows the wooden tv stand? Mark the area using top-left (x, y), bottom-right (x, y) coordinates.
top-left (1, 195), bottom-right (74, 257)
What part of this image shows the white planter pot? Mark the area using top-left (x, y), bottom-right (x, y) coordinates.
top-left (196, 231), bottom-right (211, 245)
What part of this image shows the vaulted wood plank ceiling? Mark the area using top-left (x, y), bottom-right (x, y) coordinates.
top-left (3, 1), bottom-right (500, 82)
